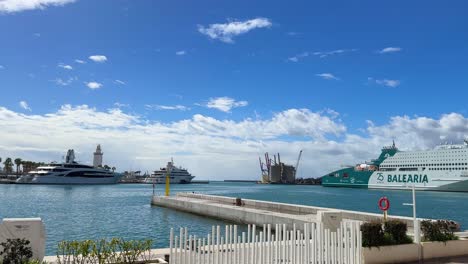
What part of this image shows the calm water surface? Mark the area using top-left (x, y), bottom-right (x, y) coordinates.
top-left (1, 182), bottom-right (467, 254)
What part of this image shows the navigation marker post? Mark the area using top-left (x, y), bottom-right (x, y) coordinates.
top-left (165, 163), bottom-right (171, 197)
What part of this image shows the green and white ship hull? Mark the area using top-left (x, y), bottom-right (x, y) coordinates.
top-left (322, 141), bottom-right (468, 192)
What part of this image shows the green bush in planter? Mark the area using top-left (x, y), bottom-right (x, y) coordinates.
top-left (421, 220), bottom-right (458, 242)
top-left (384, 220), bottom-right (412, 245)
top-left (0, 238), bottom-right (33, 264)
top-left (56, 238), bottom-right (153, 264)
top-left (361, 221), bottom-right (385, 247)
top-left (361, 220), bottom-right (413, 247)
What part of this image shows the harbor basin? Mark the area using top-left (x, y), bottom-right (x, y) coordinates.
top-left (1, 182), bottom-right (467, 255)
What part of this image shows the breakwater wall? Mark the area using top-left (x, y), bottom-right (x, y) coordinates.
top-left (151, 193), bottom-right (428, 232)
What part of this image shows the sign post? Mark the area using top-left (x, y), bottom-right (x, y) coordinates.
top-left (403, 185), bottom-right (420, 242)
top-left (403, 184), bottom-right (421, 262)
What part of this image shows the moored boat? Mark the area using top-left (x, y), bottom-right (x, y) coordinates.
top-left (322, 140), bottom-right (468, 192)
top-left (144, 159), bottom-right (195, 184)
top-left (16, 149), bottom-right (121, 185)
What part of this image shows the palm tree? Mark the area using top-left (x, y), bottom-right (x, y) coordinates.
top-left (3, 158), bottom-right (13, 174)
top-left (22, 160), bottom-right (31, 173)
top-left (0, 157), bottom-right (2, 172)
top-left (103, 165), bottom-right (110, 171)
top-left (14, 158), bottom-right (22, 175)
top-left (111, 167), bottom-right (116, 172)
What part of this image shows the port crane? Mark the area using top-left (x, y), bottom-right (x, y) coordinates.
top-left (294, 150), bottom-right (303, 178)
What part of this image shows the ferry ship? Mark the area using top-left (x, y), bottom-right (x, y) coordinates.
top-left (321, 140), bottom-right (468, 192)
top-left (144, 160), bottom-right (195, 184)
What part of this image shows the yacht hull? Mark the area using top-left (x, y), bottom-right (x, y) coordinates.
top-left (144, 175), bottom-right (195, 184)
top-left (16, 174), bottom-right (121, 185)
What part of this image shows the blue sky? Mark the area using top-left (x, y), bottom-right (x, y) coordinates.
top-left (0, 0), bottom-right (468, 179)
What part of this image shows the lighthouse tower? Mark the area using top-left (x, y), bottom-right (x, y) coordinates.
top-left (93, 144), bottom-right (103, 168)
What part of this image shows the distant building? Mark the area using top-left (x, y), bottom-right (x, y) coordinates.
top-left (93, 144), bottom-right (103, 168)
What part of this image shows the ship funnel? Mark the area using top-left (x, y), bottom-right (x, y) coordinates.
top-left (65, 149), bottom-right (75, 163)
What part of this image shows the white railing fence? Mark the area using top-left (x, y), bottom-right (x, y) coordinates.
top-left (169, 221), bottom-right (362, 264)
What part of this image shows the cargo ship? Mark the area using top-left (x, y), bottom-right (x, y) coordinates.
top-left (321, 140), bottom-right (468, 192)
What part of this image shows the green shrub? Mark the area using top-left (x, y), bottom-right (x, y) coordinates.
top-left (0, 238), bottom-right (33, 264)
top-left (26, 260), bottom-right (48, 264)
top-left (361, 221), bottom-right (385, 247)
top-left (56, 238), bottom-right (153, 264)
top-left (361, 220), bottom-right (413, 247)
top-left (384, 220), bottom-right (412, 244)
top-left (421, 220), bottom-right (458, 242)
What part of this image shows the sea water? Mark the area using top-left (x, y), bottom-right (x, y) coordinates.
top-left (1, 182), bottom-right (467, 255)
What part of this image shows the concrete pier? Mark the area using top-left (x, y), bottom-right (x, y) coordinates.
top-left (151, 193), bottom-right (424, 232)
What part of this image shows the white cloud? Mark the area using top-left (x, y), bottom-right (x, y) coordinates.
top-left (75, 59), bottom-right (86, 64)
top-left (114, 80), bottom-right (126, 85)
top-left (52, 77), bottom-right (77, 86)
top-left (19, 101), bottom-right (31, 111)
top-left (145, 105), bottom-right (189, 111)
top-left (0, 65), bottom-right (4, 70)
top-left (316, 73), bottom-right (339, 80)
top-left (205, 97), bottom-right (248, 112)
top-left (89, 55), bottom-right (107, 63)
top-left (1, 105), bottom-right (468, 180)
top-left (33, 33), bottom-right (41, 37)
top-left (0, 0), bottom-right (75, 13)
top-left (114, 102), bottom-right (129, 108)
top-left (313, 49), bottom-right (357, 58)
top-left (86, 82), bottom-right (102, 89)
top-left (176, 50), bottom-right (186, 56)
top-left (288, 49), bottom-right (356, 62)
top-left (58, 63), bottom-right (73, 70)
top-left (0, 105), bottom-right (344, 180)
top-left (369, 77), bottom-right (400, 88)
top-left (378, 47), bottom-right (402, 54)
top-left (287, 52), bottom-right (309, 62)
top-left (198, 17), bottom-right (272, 43)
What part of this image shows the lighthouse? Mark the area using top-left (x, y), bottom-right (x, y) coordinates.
top-left (93, 144), bottom-right (103, 168)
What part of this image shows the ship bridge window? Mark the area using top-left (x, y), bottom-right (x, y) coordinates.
top-left (343, 173), bottom-right (349, 178)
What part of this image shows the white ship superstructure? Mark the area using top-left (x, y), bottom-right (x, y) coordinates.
top-left (16, 149), bottom-right (121, 185)
top-left (144, 160), bottom-right (195, 184)
top-left (369, 141), bottom-right (468, 191)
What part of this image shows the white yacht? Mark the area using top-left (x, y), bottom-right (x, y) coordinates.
top-left (144, 160), bottom-right (195, 184)
top-left (16, 149), bottom-right (121, 185)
